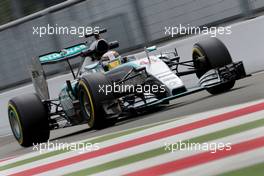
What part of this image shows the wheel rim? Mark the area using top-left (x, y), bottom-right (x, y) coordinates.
top-left (80, 89), bottom-right (92, 120)
top-left (9, 109), bottom-right (21, 140)
top-left (193, 49), bottom-right (205, 68)
top-left (193, 47), bottom-right (209, 78)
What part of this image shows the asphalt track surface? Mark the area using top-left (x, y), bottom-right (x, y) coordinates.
top-left (1, 15), bottom-right (264, 160)
top-left (1, 70), bottom-right (264, 159)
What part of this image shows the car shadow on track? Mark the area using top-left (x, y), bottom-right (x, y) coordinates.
top-left (164, 84), bottom-right (250, 111)
top-left (51, 84), bottom-right (250, 141)
top-left (114, 84), bottom-right (250, 126)
top-left (51, 128), bottom-right (96, 141)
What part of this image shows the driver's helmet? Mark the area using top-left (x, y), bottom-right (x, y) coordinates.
top-left (101, 51), bottom-right (121, 70)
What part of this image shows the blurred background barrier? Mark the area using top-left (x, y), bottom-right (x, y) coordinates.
top-left (0, 0), bottom-right (263, 90)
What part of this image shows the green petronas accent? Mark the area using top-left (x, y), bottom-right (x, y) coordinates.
top-left (39, 44), bottom-right (87, 64)
top-left (218, 162), bottom-right (264, 176)
top-left (0, 120), bottom-right (166, 171)
top-left (65, 118), bottom-right (264, 176)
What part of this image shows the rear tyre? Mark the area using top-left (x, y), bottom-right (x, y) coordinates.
top-left (192, 38), bottom-right (235, 94)
top-left (78, 73), bottom-right (118, 129)
top-left (8, 94), bottom-right (50, 147)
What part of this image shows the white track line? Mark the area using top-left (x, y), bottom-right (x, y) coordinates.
top-left (1, 99), bottom-right (264, 175)
top-left (0, 100), bottom-right (243, 167)
top-left (166, 147), bottom-right (264, 176)
top-left (33, 112), bottom-right (264, 176)
top-left (93, 127), bottom-right (264, 176)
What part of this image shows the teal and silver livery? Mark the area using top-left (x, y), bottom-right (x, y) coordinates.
top-left (39, 43), bottom-right (87, 65)
top-left (7, 29), bottom-right (246, 147)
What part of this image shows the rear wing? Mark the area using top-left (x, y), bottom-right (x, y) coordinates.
top-left (38, 28), bottom-right (107, 65)
top-left (31, 43), bottom-right (88, 100)
top-left (39, 43), bottom-right (88, 65)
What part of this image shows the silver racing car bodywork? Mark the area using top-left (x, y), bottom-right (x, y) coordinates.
top-left (30, 43), bottom-right (246, 121)
top-left (129, 56), bottom-right (185, 96)
top-left (8, 29), bottom-right (247, 147)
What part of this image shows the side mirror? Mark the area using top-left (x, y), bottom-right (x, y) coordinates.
top-left (109, 41), bottom-right (119, 49)
top-left (146, 46), bottom-right (157, 52)
top-left (84, 62), bottom-right (100, 71)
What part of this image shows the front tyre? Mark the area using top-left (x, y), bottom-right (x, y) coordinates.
top-left (192, 38), bottom-right (235, 94)
top-left (78, 73), bottom-right (118, 129)
top-left (8, 94), bottom-right (50, 147)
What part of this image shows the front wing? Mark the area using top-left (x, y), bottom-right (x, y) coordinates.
top-left (134, 61), bottom-right (247, 110)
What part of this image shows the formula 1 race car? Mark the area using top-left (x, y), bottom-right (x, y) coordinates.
top-left (8, 29), bottom-right (246, 146)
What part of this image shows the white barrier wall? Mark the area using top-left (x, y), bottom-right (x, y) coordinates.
top-left (0, 0), bottom-right (263, 89)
